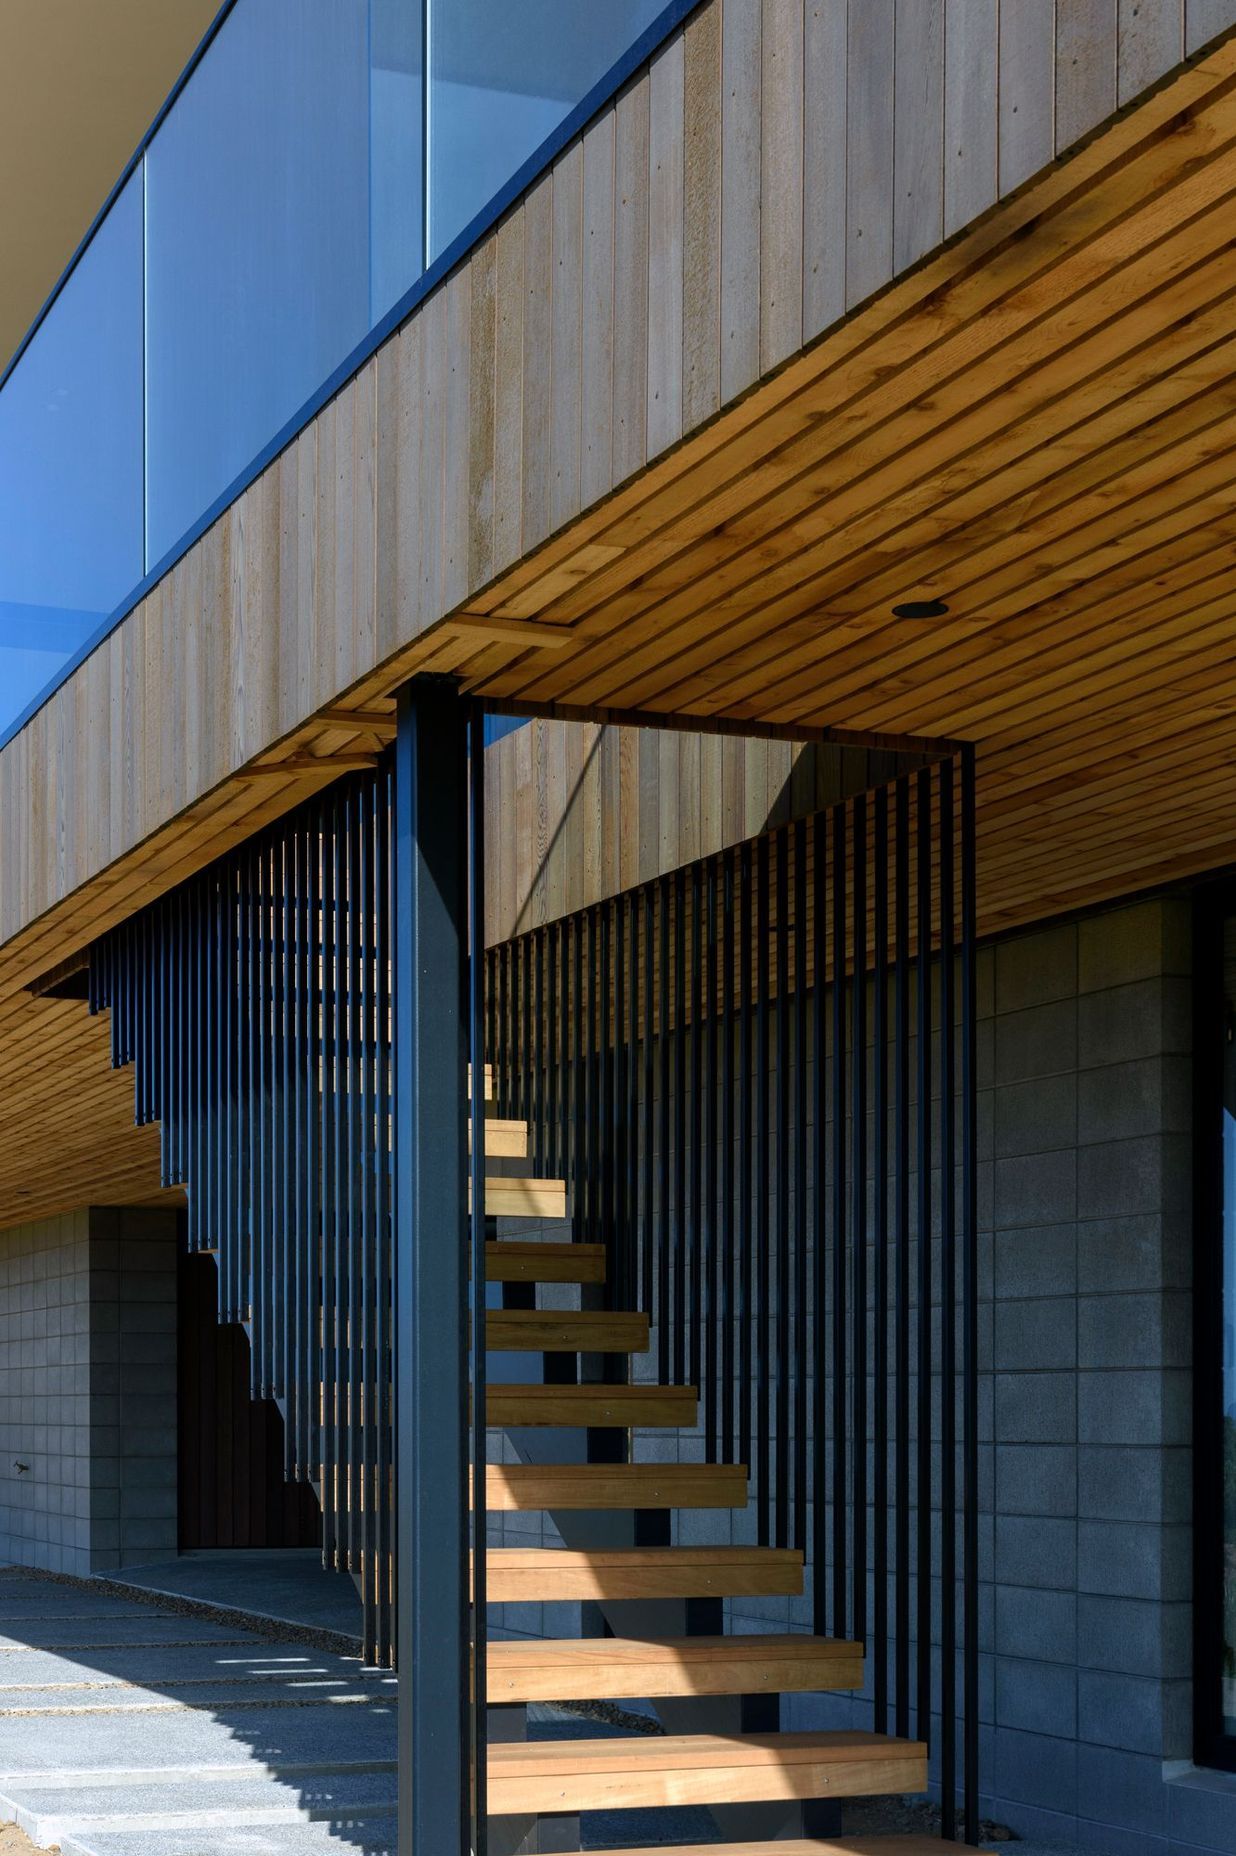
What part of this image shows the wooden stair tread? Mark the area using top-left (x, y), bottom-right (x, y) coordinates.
top-left (483, 1240), bottom-right (605, 1283)
top-left (474, 1117), bottom-right (528, 1158)
top-left (483, 1461), bottom-right (747, 1508)
top-left (487, 1309), bottom-right (649, 1352)
top-left (486, 1731), bottom-right (926, 1815)
top-left (488, 1383), bottom-right (697, 1428)
top-left (485, 1545), bottom-right (803, 1600)
top-left (478, 1176), bottom-right (568, 1218)
top-left (487, 1633), bottom-right (863, 1700)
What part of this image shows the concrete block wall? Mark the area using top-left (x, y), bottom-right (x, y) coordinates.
top-left (0, 1205), bottom-right (178, 1575)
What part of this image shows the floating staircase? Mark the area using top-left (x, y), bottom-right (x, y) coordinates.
top-left (476, 1104), bottom-right (977, 1855)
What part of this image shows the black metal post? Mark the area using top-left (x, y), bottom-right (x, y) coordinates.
top-left (394, 675), bottom-right (470, 1856)
top-left (469, 706), bottom-right (489, 1852)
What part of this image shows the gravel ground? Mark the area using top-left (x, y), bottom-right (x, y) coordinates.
top-left (0, 1824), bottom-right (53, 1856)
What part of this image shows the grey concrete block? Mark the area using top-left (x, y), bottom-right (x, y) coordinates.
top-left (995, 999), bottom-right (1078, 1086)
top-left (994, 1150), bottom-right (1078, 1229)
top-left (995, 1371), bottom-right (1077, 1444)
top-left (995, 1584), bottom-right (1077, 1662)
top-left (1075, 1742), bottom-right (1168, 1836)
top-left (1079, 900), bottom-right (1186, 993)
top-left (1077, 1214), bottom-right (1184, 1295)
top-left (1078, 1369), bottom-right (1189, 1447)
top-left (1078, 1445), bottom-right (1171, 1524)
top-left (995, 1515), bottom-right (1076, 1589)
top-left (1078, 1133), bottom-right (1191, 1223)
top-left (995, 1074), bottom-right (1078, 1159)
top-left (1077, 1520), bottom-right (1184, 1601)
top-left (1078, 1292), bottom-right (1190, 1371)
top-left (995, 1297), bottom-right (1077, 1372)
top-left (996, 924), bottom-right (1078, 1013)
top-left (991, 1723), bottom-right (1078, 1814)
top-left (996, 1444), bottom-right (1076, 1518)
top-left (995, 1223), bottom-right (1077, 1300)
top-left (1078, 1055), bottom-right (1190, 1148)
top-left (996, 1654), bottom-right (1078, 1737)
top-left (1078, 1669), bottom-right (1168, 1755)
top-left (1077, 1593), bottom-right (1190, 1679)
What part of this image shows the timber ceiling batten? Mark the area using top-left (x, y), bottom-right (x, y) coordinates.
top-left (2, 24), bottom-right (1236, 1020)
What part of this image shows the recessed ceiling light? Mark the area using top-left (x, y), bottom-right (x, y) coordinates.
top-left (892, 597), bottom-right (950, 620)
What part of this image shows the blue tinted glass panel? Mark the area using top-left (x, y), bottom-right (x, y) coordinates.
top-left (428, 0), bottom-right (667, 259)
top-left (0, 172), bottom-right (144, 739)
top-left (371, 0), bottom-right (425, 322)
top-left (145, 0), bottom-right (423, 568)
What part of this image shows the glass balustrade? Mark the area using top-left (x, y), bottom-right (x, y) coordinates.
top-left (0, 0), bottom-right (678, 745)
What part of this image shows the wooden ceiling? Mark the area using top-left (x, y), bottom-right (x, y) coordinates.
top-left (5, 35), bottom-right (1236, 1229)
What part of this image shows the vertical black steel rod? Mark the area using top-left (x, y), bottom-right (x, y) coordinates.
top-left (851, 794), bottom-right (869, 1648)
top-left (756, 833), bottom-right (772, 1546)
top-left (894, 776), bottom-right (911, 1739)
top-left (915, 766), bottom-right (934, 1753)
top-left (775, 830), bottom-right (790, 1549)
top-left (468, 712), bottom-right (489, 1853)
top-left (394, 676), bottom-right (470, 1856)
top-left (940, 759), bottom-right (957, 1838)
top-left (872, 786), bottom-right (890, 1732)
top-left (831, 803), bottom-right (848, 1640)
top-left (961, 745), bottom-right (980, 1844)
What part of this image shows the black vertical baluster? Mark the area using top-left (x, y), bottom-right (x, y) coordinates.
top-left (642, 885), bottom-right (655, 1325)
top-left (690, 862), bottom-right (703, 1398)
top-left (673, 869), bottom-right (686, 1386)
top-left (322, 792), bottom-right (339, 1569)
top-left (308, 805), bottom-right (324, 1491)
top-left (349, 787), bottom-right (365, 1601)
top-left (547, 924), bottom-right (559, 1180)
top-left (739, 842), bottom-right (753, 1480)
top-left (600, 906), bottom-right (614, 1282)
top-left (873, 787), bottom-right (891, 1733)
top-left (756, 833), bottom-right (771, 1546)
top-left (559, 920), bottom-right (570, 1227)
top-left (793, 819), bottom-right (808, 1555)
top-left (530, 928), bottom-right (541, 1172)
top-left (358, 789), bottom-right (374, 1648)
top-left (627, 894), bottom-right (640, 1317)
top-left (705, 860), bottom-right (719, 1462)
top-left (775, 830), bottom-right (790, 1549)
top-left (722, 850), bottom-right (736, 1469)
top-left (658, 876), bottom-right (671, 1383)
top-left (831, 802), bottom-right (848, 1640)
top-left (614, 900), bottom-right (627, 1308)
top-left (521, 932), bottom-right (532, 1135)
top-left (379, 765), bottom-right (395, 1663)
top-left (469, 713), bottom-right (489, 1852)
top-left (852, 794), bottom-right (868, 1649)
top-left (588, 910), bottom-right (600, 1247)
top-left (894, 777), bottom-right (911, 1737)
top-left (574, 915), bottom-right (585, 1244)
top-left (939, 758), bottom-right (957, 1840)
top-left (812, 809), bottom-right (828, 1636)
top-left (961, 745), bottom-right (980, 1845)
top-left (915, 765), bottom-right (934, 1751)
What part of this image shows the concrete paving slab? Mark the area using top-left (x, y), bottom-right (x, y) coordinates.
top-left (2, 1767), bottom-right (398, 1848)
top-left (109, 1553), bottom-right (363, 1641)
top-left (0, 1697), bottom-right (396, 1776)
top-left (0, 1618), bottom-right (255, 1651)
top-left (0, 1677), bottom-right (396, 1712)
top-left (0, 1601), bottom-right (156, 1623)
top-left (59, 1818), bottom-right (397, 1856)
top-left (0, 1643), bottom-right (373, 1690)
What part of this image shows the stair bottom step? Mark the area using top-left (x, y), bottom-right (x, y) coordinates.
top-left (585, 1843), bottom-right (991, 1855)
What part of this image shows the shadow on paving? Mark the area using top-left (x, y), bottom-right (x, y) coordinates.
top-left (0, 1560), bottom-right (396, 1856)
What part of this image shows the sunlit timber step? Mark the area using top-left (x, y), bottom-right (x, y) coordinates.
top-left (487, 1382), bottom-right (696, 1428)
top-left (476, 1175), bottom-right (568, 1219)
top-left (483, 1461), bottom-right (748, 1509)
top-left (486, 1731), bottom-right (927, 1817)
top-left (586, 1841), bottom-right (986, 1856)
top-left (484, 1545), bottom-right (803, 1602)
top-left (486, 1634), bottom-right (863, 1702)
top-left (473, 1117), bottom-right (528, 1158)
top-left (481, 1240), bottom-right (606, 1284)
top-left (487, 1309), bottom-right (648, 1353)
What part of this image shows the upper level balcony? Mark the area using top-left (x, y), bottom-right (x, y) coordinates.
top-left (0, 0), bottom-right (681, 749)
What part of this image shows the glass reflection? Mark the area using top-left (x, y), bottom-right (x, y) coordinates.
top-left (428, 0), bottom-right (666, 258)
top-left (0, 172), bottom-right (144, 738)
